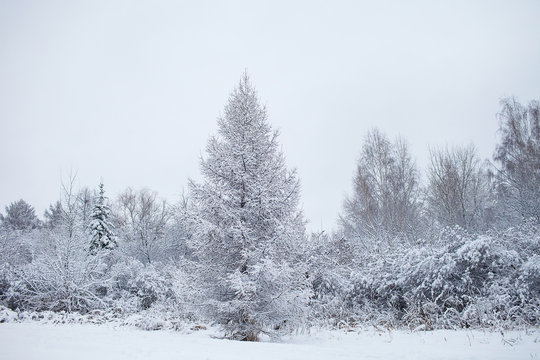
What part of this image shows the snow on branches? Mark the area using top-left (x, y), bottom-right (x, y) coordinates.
top-left (183, 73), bottom-right (310, 340)
top-left (89, 183), bottom-right (117, 254)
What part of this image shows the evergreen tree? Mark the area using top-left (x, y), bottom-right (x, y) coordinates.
top-left (88, 183), bottom-right (117, 254)
top-left (43, 201), bottom-right (63, 230)
top-left (185, 73), bottom-right (309, 340)
top-left (1, 199), bottom-right (41, 231)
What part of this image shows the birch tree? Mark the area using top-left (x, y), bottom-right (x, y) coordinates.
top-left (493, 97), bottom-right (540, 224)
top-left (339, 129), bottom-right (422, 251)
top-left (426, 145), bottom-right (488, 231)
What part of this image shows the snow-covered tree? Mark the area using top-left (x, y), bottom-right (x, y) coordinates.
top-left (1, 199), bottom-right (41, 231)
top-left (339, 129), bottom-right (422, 251)
top-left (493, 97), bottom-right (540, 224)
top-left (426, 145), bottom-right (489, 231)
top-left (43, 201), bottom-right (63, 230)
top-left (7, 177), bottom-right (111, 312)
top-left (78, 187), bottom-right (95, 226)
top-left (89, 183), bottom-right (117, 254)
top-left (184, 73), bottom-right (310, 340)
top-left (114, 188), bottom-right (170, 264)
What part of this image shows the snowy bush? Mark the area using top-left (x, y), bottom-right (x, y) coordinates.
top-left (106, 257), bottom-right (183, 314)
top-left (318, 223), bottom-right (540, 329)
top-left (306, 232), bottom-right (356, 326)
top-left (0, 228), bottom-right (37, 267)
top-left (9, 230), bottom-right (111, 312)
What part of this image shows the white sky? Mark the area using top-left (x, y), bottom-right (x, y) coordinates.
top-left (1, 0), bottom-right (539, 231)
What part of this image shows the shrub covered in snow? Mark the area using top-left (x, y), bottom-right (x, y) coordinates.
top-left (315, 223), bottom-right (540, 329)
top-left (7, 232), bottom-right (111, 312)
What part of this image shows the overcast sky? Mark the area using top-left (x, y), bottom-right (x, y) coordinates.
top-left (1, 0), bottom-right (539, 231)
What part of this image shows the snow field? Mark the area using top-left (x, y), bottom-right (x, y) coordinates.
top-left (0, 323), bottom-right (538, 360)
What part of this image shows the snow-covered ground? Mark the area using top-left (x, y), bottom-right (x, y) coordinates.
top-left (0, 323), bottom-right (538, 360)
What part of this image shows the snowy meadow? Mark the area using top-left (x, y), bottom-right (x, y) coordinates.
top-left (1, 321), bottom-right (538, 360)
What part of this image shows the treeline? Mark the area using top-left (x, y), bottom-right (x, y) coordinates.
top-left (0, 75), bottom-right (538, 340)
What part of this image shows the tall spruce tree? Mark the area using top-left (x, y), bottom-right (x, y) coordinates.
top-left (89, 183), bottom-right (117, 254)
top-left (185, 73), bottom-right (309, 340)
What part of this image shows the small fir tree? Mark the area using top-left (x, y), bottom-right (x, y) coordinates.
top-left (89, 183), bottom-right (117, 254)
